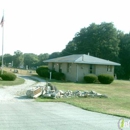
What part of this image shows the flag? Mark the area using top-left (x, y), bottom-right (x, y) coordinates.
top-left (0, 16), bottom-right (4, 27)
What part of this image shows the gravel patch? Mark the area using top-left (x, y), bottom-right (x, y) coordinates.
top-left (0, 75), bottom-right (46, 102)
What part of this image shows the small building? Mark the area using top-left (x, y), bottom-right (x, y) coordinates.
top-left (43, 54), bottom-right (120, 82)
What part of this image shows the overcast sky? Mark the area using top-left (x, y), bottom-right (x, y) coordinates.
top-left (0, 0), bottom-right (130, 55)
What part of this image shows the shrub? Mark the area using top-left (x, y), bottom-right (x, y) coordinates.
top-left (36, 66), bottom-right (49, 77)
top-left (40, 69), bottom-right (50, 78)
top-left (84, 74), bottom-right (98, 83)
top-left (98, 74), bottom-right (114, 84)
top-left (36, 66), bottom-right (66, 80)
top-left (52, 71), bottom-right (65, 80)
top-left (1, 72), bottom-right (17, 81)
top-left (0, 70), bottom-right (7, 77)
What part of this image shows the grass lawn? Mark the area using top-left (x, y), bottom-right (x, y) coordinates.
top-left (0, 67), bottom-right (36, 87)
top-left (0, 77), bottom-right (25, 87)
top-left (0, 67), bottom-right (26, 87)
top-left (4, 67), bottom-right (37, 75)
top-left (36, 79), bottom-right (130, 118)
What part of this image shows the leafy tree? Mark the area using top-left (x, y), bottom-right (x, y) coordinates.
top-left (118, 33), bottom-right (130, 79)
top-left (13, 50), bottom-right (24, 68)
top-left (60, 41), bottom-right (77, 56)
top-left (4, 54), bottom-right (13, 66)
top-left (61, 22), bottom-right (120, 62)
top-left (14, 50), bottom-right (23, 56)
top-left (38, 53), bottom-right (49, 66)
top-left (49, 52), bottom-right (60, 59)
top-left (24, 53), bottom-right (38, 68)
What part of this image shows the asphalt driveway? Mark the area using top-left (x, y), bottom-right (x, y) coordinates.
top-left (0, 76), bottom-right (128, 130)
top-left (0, 101), bottom-right (125, 130)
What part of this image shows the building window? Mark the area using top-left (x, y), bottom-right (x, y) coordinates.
top-left (89, 64), bottom-right (93, 73)
top-left (89, 64), bottom-right (95, 73)
top-left (107, 65), bottom-right (112, 72)
top-left (67, 63), bottom-right (71, 72)
top-left (59, 63), bottom-right (62, 73)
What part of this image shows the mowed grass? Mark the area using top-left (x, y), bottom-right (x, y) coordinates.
top-left (4, 67), bottom-right (37, 75)
top-left (0, 77), bottom-right (25, 87)
top-left (0, 67), bottom-right (28, 86)
top-left (37, 79), bottom-right (130, 118)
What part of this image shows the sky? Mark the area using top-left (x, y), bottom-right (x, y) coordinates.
top-left (0, 0), bottom-right (130, 55)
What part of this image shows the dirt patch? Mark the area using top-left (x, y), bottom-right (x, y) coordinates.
top-left (0, 75), bottom-right (46, 102)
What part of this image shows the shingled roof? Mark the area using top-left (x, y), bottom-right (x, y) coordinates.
top-left (43, 54), bottom-right (120, 66)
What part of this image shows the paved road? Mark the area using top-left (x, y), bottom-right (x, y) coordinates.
top-left (0, 101), bottom-right (125, 130)
top-left (0, 76), bottom-right (128, 130)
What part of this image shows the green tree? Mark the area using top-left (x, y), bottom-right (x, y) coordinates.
top-left (38, 53), bottom-right (49, 66)
top-left (4, 54), bottom-right (13, 66)
top-left (61, 22), bottom-right (120, 62)
top-left (119, 33), bottom-right (130, 79)
top-left (24, 53), bottom-right (38, 68)
top-left (49, 52), bottom-right (60, 59)
top-left (60, 41), bottom-right (77, 56)
top-left (13, 50), bottom-right (24, 68)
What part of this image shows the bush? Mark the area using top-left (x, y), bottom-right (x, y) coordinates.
top-left (98, 74), bottom-right (114, 84)
top-left (36, 66), bottom-right (66, 80)
top-left (36, 66), bottom-right (49, 77)
top-left (1, 72), bottom-right (17, 81)
top-left (84, 74), bottom-right (98, 83)
top-left (52, 71), bottom-right (65, 80)
top-left (0, 70), bottom-right (7, 77)
top-left (40, 69), bottom-right (50, 78)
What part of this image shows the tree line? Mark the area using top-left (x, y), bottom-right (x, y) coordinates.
top-left (60, 22), bottom-right (130, 79)
top-left (0, 50), bottom-right (61, 69)
top-left (0, 51), bottom-right (49, 69)
top-left (1, 22), bottom-right (130, 79)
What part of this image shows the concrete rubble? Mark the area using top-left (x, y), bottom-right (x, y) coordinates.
top-left (26, 86), bottom-right (43, 98)
top-left (26, 82), bottom-right (108, 99)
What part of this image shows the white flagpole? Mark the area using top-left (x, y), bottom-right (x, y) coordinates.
top-left (1, 10), bottom-right (4, 74)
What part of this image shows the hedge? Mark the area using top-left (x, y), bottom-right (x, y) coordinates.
top-left (36, 66), bottom-right (49, 77)
top-left (36, 66), bottom-right (66, 80)
top-left (52, 71), bottom-right (65, 80)
top-left (1, 72), bottom-right (17, 81)
top-left (84, 74), bottom-right (98, 83)
top-left (98, 74), bottom-right (114, 84)
top-left (0, 70), bottom-right (7, 77)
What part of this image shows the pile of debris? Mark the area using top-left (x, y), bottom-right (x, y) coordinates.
top-left (26, 86), bottom-right (43, 98)
top-left (26, 82), bottom-right (108, 99)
